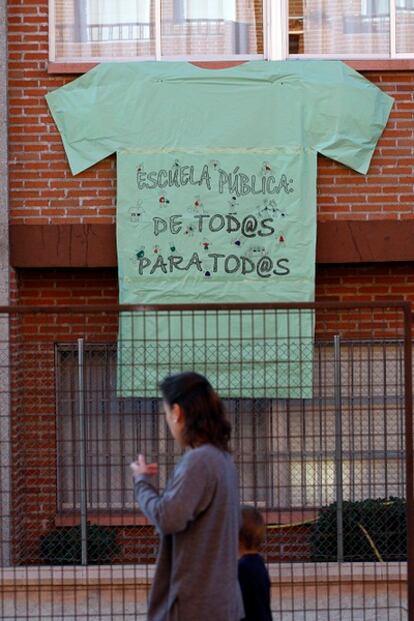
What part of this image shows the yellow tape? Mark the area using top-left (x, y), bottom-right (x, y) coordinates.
top-left (267, 518), bottom-right (318, 530)
top-left (357, 523), bottom-right (384, 562)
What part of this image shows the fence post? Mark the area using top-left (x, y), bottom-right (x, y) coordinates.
top-left (0, 315), bottom-right (11, 566)
top-left (77, 338), bottom-right (88, 566)
top-left (403, 306), bottom-right (414, 621)
top-left (334, 334), bottom-right (344, 563)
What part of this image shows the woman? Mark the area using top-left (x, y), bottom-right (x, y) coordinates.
top-left (130, 371), bottom-right (244, 621)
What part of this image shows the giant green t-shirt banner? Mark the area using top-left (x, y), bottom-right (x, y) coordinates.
top-left (46, 61), bottom-right (393, 398)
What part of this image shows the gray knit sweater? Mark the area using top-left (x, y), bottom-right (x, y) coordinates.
top-left (134, 444), bottom-right (244, 621)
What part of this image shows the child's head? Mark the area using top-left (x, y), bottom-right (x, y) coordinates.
top-left (239, 505), bottom-right (266, 553)
top-left (159, 371), bottom-right (231, 451)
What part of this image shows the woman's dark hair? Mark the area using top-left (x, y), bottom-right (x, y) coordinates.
top-left (239, 505), bottom-right (266, 550)
top-left (159, 371), bottom-right (231, 451)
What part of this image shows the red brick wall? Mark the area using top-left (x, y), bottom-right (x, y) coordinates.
top-left (7, 0), bottom-right (414, 566)
top-left (8, 1), bottom-right (414, 225)
top-left (11, 266), bottom-right (414, 348)
top-left (10, 266), bottom-right (411, 564)
top-left (9, 271), bottom-right (112, 565)
top-left (318, 72), bottom-right (414, 220)
top-left (12, 265), bottom-right (413, 348)
top-left (318, 72), bottom-right (414, 222)
top-left (317, 263), bottom-right (414, 301)
top-left (11, 265), bottom-right (414, 305)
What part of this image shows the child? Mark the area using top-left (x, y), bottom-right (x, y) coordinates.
top-left (238, 505), bottom-right (272, 621)
top-left (130, 371), bottom-right (244, 621)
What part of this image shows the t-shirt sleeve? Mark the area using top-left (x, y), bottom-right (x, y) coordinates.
top-left (304, 61), bottom-right (394, 174)
top-left (45, 63), bottom-right (137, 175)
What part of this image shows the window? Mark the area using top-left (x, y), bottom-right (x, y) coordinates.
top-left (178, 0), bottom-right (237, 21)
top-left (50, 0), bottom-right (414, 62)
top-left (291, 0), bottom-right (392, 57)
top-left (86, 0), bottom-right (152, 44)
top-left (396, 0), bottom-right (414, 53)
top-left (289, 0), bottom-right (414, 57)
top-left (56, 345), bottom-right (271, 511)
top-left (57, 345), bottom-right (164, 510)
top-left (285, 340), bottom-right (405, 508)
top-left (290, 459), bottom-right (403, 507)
top-left (396, 0), bottom-right (414, 8)
top-left (50, 0), bottom-right (263, 62)
top-left (56, 340), bottom-right (405, 512)
top-left (361, 0), bottom-right (390, 17)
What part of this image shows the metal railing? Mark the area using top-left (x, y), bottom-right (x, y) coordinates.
top-left (56, 19), bottom-right (248, 43)
top-left (0, 301), bottom-right (412, 620)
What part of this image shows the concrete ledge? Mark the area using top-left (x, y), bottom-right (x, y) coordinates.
top-left (0, 563), bottom-right (406, 589)
top-left (47, 60), bottom-right (414, 75)
top-left (267, 562), bottom-right (406, 584)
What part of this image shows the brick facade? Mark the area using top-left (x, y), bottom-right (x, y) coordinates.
top-left (11, 264), bottom-right (414, 306)
top-left (10, 265), bottom-right (412, 564)
top-left (6, 0), bottom-right (414, 566)
top-left (7, 1), bottom-right (414, 226)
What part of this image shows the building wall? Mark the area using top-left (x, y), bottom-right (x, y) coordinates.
top-left (6, 0), bottom-right (414, 565)
top-left (8, 0), bottom-right (414, 226)
top-left (1, 0), bottom-right (11, 568)
top-left (12, 264), bottom-right (414, 306)
top-left (8, 68), bottom-right (414, 224)
top-left (10, 265), bottom-right (412, 565)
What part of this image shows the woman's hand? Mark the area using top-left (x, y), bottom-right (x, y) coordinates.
top-left (130, 454), bottom-right (158, 478)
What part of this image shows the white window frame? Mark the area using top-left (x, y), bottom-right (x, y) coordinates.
top-left (285, 0), bottom-right (414, 60)
top-left (49, 0), bottom-right (414, 63)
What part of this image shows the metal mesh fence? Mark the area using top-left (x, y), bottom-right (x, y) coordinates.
top-left (0, 302), bottom-right (412, 620)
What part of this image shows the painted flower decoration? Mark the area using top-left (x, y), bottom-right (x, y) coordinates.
top-left (231, 236), bottom-right (242, 248)
top-left (128, 204), bottom-right (142, 224)
top-left (258, 198), bottom-right (279, 217)
top-left (203, 257), bottom-right (214, 278)
top-left (247, 245), bottom-right (266, 258)
top-left (228, 196), bottom-right (238, 210)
